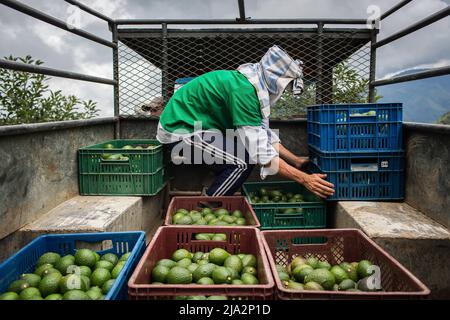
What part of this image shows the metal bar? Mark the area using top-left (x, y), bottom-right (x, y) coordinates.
top-left (316, 22), bottom-right (324, 104)
top-left (112, 23), bottom-right (121, 139)
top-left (237, 0), bottom-right (247, 21)
top-left (117, 27), bottom-right (372, 39)
top-left (372, 65), bottom-right (450, 87)
top-left (368, 29), bottom-right (379, 102)
top-left (0, 58), bottom-right (117, 85)
top-left (374, 6), bottom-right (450, 48)
top-left (64, 0), bottom-right (114, 24)
top-left (0, 0), bottom-right (117, 48)
top-left (381, 0), bottom-right (414, 20)
top-left (115, 18), bottom-right (368, 25)
top-left (162, 23), bottom-right (169, 105)
top-left (0, 117), bottom-right (117, 137)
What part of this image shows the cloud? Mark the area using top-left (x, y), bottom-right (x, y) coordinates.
top-left (32, 24), bottom-right (69, 54)
top-left (381, 59), bottom-right (450, 79)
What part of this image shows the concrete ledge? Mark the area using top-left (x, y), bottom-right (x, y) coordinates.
top-left (335, 201), bottom-right (450, 299)
top-left (0, 192), bottom-right (166, 263)
top-left (20, 196), bottom-right (143, 234)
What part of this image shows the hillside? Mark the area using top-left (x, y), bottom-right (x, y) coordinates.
top-left (377, 69), bottom-right (450, 124)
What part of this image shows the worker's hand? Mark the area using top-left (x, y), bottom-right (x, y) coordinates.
top-left (294, 156), bottom-right (310, 172)
top-left (302, 173), bottom-right (335, 199)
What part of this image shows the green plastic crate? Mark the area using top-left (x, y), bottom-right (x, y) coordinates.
top-left (242, 181), bottom-right (327, 232)
top-left (78, 139), bottom-right (165, 196)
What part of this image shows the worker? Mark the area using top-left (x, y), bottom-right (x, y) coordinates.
top-left (156, 45), bottom-right (334, 199)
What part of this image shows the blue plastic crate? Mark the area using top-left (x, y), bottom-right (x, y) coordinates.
top-left (0, 232), bottom-right (146, 300)
top-left (309, 147), bottom-right (405, 201)
top-left (307, 103), bottom-right (403, 152)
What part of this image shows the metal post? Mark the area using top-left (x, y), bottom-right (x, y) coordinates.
top-left (237, 0), bottom-right (247, 21)
top-left (112, 23), bottom-right (120, 139)
top-left (369, 27), bottom-right (379, 102)
top-left (162, 23), bottom-right (169, 105)
top-left (316, 22), bottom-right (324, 104)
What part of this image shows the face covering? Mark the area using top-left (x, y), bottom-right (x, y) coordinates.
top-left (237, 45), bottom-right (304, 118)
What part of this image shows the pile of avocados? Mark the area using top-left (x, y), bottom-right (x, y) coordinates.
top-left (248, 188), bottom-right (306, 204)
top-left (150, 248), bottom-right (259, 287)
top-left (276, 256), bottom-right (382, 292)
top-left (0, 249), bottom-right (131, 300)
top-left (101, 143), bottom-right (157, 161)
top-left (171, 208), bottom-right (248, 226)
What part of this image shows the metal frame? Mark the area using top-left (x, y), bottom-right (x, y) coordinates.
top-left (0, 0), bottom-right (116, 48)
top-left (374, 6), bottom-right (450, 48)
top-left (64, 0), bottom-right (114, 24)
top-left (0, 0), bottom-right (448, 128)
top-left (0, 59), bottom-right (116, 85)
top-left (380, 0), bottom-right (414, 20)
top-left (370, 2), bottom-right (450, 95)
top-left (114, 18), bottom-right (369, 26)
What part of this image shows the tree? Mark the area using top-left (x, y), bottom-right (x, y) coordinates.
top-left (271, 62), bottom-right (381, 119)
top-left (437, 111), bottom-right (450, 125)
top-left (0, 55), bottom-right (99, 126)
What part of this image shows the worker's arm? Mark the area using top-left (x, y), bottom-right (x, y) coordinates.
top-left (261, 119), bottom-right (309, 170)
top-left (273, 143), bottom-right (310, 171)
top-left (264, 156), bottom-right (334, 199)
top-left (236, 126), bottom-right (335, 199)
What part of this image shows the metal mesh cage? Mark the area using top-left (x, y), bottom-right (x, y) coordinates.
top-left (118, 27), bottom-right (371, 118)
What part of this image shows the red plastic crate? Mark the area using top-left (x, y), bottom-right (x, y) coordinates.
top-left (128, 226), bottom-right (274, 300)
top-left (261, 229), bottom-right (430, 300)
top-left (164, 196), bottom-right (261, 229)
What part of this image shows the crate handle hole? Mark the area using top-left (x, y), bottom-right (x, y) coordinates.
top-left (197, 201), bottom-right (223, 209)
top-left (74, 240), bottom-right (113, 252)
top-left (290, 237), bottom-right (329, 246)
top-left (350, 158), bottom-right (379, 172)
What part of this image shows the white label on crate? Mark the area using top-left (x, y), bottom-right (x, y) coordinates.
top-left (351, 163), bottom-right (378, 172)
top-left (381, 161), bottom-right (389, 168)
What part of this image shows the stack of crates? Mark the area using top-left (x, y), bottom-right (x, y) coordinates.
top-left (307, 103), bottom-right (405, 200)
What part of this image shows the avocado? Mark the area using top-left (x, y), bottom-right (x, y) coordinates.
top-left (357, 260), bottom-right (374, 278)
top-left (289, 256), bottom-right (307, 272)
top-left (286, 280), bottom-right (304, 290)
top-left (304, 269), bottom-right (336, 290)
top-left (338, 279), bottom-right (357, 291)
top-left (316, 260), bottom-right (332, 270)
top-left (304, 282), bottom-right (324, 291)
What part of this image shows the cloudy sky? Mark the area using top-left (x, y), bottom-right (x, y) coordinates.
top-left (0, 0), bottom-right (449, 118)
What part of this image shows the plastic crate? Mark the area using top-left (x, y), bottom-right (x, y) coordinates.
top-left (309, 147), bottom-right (405, 201)
top-left (164, 196), bottom-right (261, 228)
top-left (0, 232), bottom-right (146, 300)
top-left (242, 181), bottom-right (326, 231)
top-left (307, 103), bottom-right (403, 152)
top-left (128, 226), bottom-right (274, 300)
top-left (261, 229), bottom-right (430, 300)
top-left (78, 139), bottom-right (165, 196)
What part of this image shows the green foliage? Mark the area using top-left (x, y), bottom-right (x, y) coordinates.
top-left (272, 62), bottom-right (381, 119)
top-left (437, 111), bottom-right (450, 125)
top-left (0, 55), bottom-right (99, 126)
